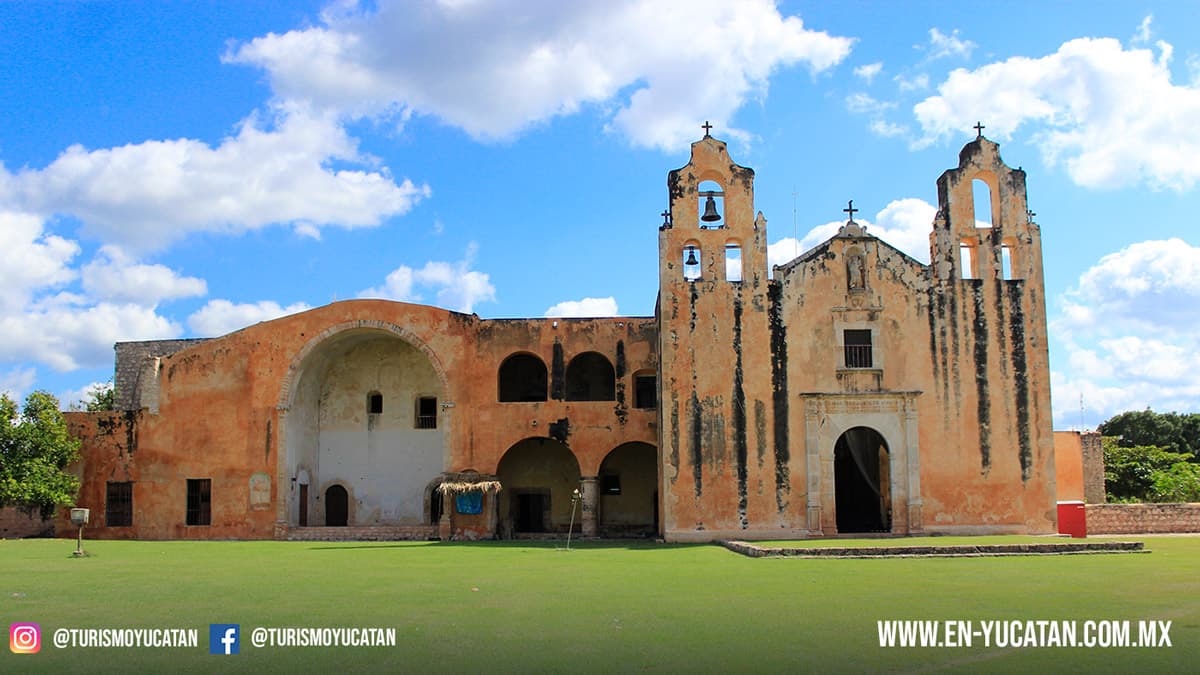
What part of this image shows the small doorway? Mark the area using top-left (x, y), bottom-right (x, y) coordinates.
top-left (325, 485), bottom-right (348, 526)
top-left (298, 484), bottom-right (309, 527)
top-left (834, 427), bottom-right (891, 533)
top-left (515, 492), bottom-right (549, 533)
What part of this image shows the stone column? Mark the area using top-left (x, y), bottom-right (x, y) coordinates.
top-left (579, 477), bottom-right (599, 537)
top-left (438, 490), bottom-right (452, 541)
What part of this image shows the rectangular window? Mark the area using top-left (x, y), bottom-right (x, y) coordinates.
top-left (368, 392), bottom-right (383, 414)
top-left (416, 397), bottom-right (438, 429)
top-left (105, 481), bottom-right (133, 527)
top-left (844, 329), bottom-right (873, 368)
top-left (634, 374), bottom-right (657, 409)
top-left (186, 479), bottom-right (211, 526)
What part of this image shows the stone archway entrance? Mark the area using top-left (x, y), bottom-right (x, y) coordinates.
top-left (598, 442), bottom-right (658, 537)
top-left (834, 427), bottom-right (891, 533)
top-left (496, 438), bottom-right (581, 536)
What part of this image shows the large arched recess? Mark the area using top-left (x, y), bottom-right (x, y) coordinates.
top-left (496, 438), bottom-right (580, 535)
top-left (834, 427), bottom-right (892, 533)
top-left (279, 324), bottom-right (449, 528)
top-left (598, 442), bottom-right (658, 537)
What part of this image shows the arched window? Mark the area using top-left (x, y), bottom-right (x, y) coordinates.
top-left (682, 244), bottom-right (701, 281)
top-left (367, 391), bottom-right (383, 414)
top-left (698, 180), bottom-right (724, 228)
top-left (565, 352), bottom-right (616, 401)
top-left (498, 353), bottom-right (548, 402)
top-left (972, 178), bottom-right (993, 227)
top-left (725, 242), bottom-right (742, 282)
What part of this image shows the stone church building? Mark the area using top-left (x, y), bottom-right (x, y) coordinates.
top-left (62, 131), bottom-right (1057, 542)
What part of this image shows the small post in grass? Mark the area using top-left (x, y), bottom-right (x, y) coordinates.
top-left (70, 508), bottom-right (90, 557)
top-left (566, 488), bottom-right (581, 551)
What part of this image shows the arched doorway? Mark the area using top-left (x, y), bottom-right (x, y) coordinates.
top-left (325, 485), bottom-right (349, 526)
top-left (834, 427), bottom-right (891, 533)
top-left (598, 442), bottom-right (658, 537)
top-left (497, 438), bottom-right (580, 535)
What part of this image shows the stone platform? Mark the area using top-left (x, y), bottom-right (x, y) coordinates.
top-left (720, 540), bottom-right (1146, 559)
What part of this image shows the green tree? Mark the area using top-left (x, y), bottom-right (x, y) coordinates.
top-left (1102, 437), bottom-right (1192, 502)
top-left (1098, 409), bottom-right (1200, 460)
top-left (71, 380), bottom-right (116, 412)
top-left (0, 391), bottom-right (81, 517)
top-left (1149, 462), bottom-right (1200, 503)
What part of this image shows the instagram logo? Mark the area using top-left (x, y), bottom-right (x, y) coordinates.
top-left (9, 623), bottom-right (41, 654)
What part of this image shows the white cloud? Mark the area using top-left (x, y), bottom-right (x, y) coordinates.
top-left (0, 303), bottom-right (182, 371)
top-left (1051, 238), bottom-right (1200, 427)
top-left (226, 0), bottom-right (853, 151)
top-left (913, 38), bottom-right (1200, 190)
top-left (924, 28), bottom-right (975, 61)
top-left (1132, 15), bottom-right (1153, 44)
top-left (0, 367), bottom-right (37, 401)
top-left (81, 245), bottom-right (207, 305)
top-left (894, 73), bottom-right (929, 92)
top-left (853, 62), bottom-right (883, 83)
top-left (60, 380), bottom-right (108, 411)
top-left (1060, 238), bottom-right (1200, 334)
top-left (845, 93), bottom-right (895, 115)
top-left (0, 210), bottom-right (79, 312)
top-left (786, 198), bottom-right (935, 264)
top-left (543, 297), bottom-right (620, 318)
top-left (869, 119), bottom-right (908, 138)
top-left (6, 105), bottom-right (429, 251)
top-left (768, 238), bottom-right (804, 271)
top-left (187, 299), bottom-right (311, 337)
top-left (359, 244), bottom-right (496, 314)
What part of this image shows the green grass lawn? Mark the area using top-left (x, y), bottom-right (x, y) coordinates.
top-left (2, 536), bottom-right (1197, 673)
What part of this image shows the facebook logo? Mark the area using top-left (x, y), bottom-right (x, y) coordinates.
top-left (209, 624), bottom-right (240, 655)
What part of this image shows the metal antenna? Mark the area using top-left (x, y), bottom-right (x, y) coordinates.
top-left (792, 187), bottom-right (799, 259)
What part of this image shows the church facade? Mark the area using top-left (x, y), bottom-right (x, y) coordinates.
top-left (61, 132), bottom-right (1058, 542)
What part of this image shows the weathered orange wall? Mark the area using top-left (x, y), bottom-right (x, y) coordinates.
top-left (67, 302), bottom-right (657, 539)
top-left (1053, 431), bottom-right (1085, 502)
top-left (66, 133), bottom-right (1059, 542)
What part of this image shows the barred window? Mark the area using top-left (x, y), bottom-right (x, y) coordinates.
top-left (186, 479), bottom-right (211, 526)
top-left (105, 481), bottom-right (133, 527)
top-left (844, 330), bottom-right (873, 368)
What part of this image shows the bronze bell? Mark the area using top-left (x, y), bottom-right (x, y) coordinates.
top-left (685, 249), bottom-right (699, 266)
top-left (700, 195), bottom-right (721, 222)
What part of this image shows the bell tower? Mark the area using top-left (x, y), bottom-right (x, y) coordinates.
top-left (927, 126), bottom-right (1053, 483)
top-left (656, 126), bottom-right (777, 540)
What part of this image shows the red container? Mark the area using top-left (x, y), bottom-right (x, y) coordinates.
top-left (1057, 501), bottom-right (1087, 538)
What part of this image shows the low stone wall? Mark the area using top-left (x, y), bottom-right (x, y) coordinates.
top-left (286, 525), bottom-right (439, 542)
top-left (0, 506), bottom-right (56, 538)
top-left (1086, 503), bottom-right (1200, 534)
top-left (720, 540), bottom-right (1144, 558)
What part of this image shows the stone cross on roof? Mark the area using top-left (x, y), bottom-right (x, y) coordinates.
top-left (974, 121), bottom-right (985, 138)
top-left (702, 121), bottom-right (713, 137)
top-left (843, 199), bottom-right (858, 222)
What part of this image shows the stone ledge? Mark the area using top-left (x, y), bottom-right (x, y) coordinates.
top-left (287, 526), bottom-right (438, 542)
top-left (719, 540), bottom-right (1146, 559)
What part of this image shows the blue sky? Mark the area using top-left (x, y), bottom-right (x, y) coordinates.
top-left (2, 1), bottom-right (1198, 428)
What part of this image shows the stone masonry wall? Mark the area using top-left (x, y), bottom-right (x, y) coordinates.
top-left (0, 506), bottom-right (55, 538)
top-left (114, 339), bottom-right (209, 410)
top-left (1086, 503), bottom-right (1200, 534)
top-left (1080, 431), bottom-right (1106, 504)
